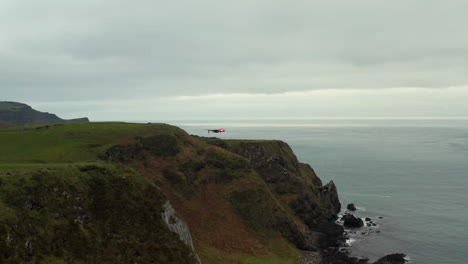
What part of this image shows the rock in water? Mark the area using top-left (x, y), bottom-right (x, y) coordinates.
top-left (341, 214), bottom-right (364, 228)
top-left (347, 203), bottom-right (357, 211)
top-left (373, 253), bottom-right (407, 264)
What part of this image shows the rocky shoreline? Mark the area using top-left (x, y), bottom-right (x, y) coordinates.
top-left (298, 250), bottom-right (407, 264)
top-left (297, 203), bottom-right (407, 264)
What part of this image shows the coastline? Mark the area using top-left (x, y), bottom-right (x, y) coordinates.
top-left (295, 206), bottom-right (407, 264)
top-left (0, 122), bottom-right (411, 263)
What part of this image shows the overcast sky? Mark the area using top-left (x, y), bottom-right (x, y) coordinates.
top-left (1, 0), bottom-right (467, 121)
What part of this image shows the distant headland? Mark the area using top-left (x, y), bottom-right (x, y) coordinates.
top-left (0, 101), bottom-right (89, 126)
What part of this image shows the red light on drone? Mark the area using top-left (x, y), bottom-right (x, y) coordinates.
top-left (220, 129), bottom-right (225, 132)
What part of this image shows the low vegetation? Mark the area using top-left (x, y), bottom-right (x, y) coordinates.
top-left (0, 165), bottom-right (196, 264)
top-left (0, 122), bottom-right (184, 165)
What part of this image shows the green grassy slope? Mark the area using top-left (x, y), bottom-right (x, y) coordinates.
top-left (0, 164), bottom-right (196, 264)
top-left (0, 122), bottom-right (182, 167)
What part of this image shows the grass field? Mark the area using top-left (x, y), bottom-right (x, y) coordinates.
top-left (0, 122), bottom-right (183, 166)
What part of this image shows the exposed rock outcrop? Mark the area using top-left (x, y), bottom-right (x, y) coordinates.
top-left (0, 101), bottom-right (89, 126)
top-left (319, 180), bottom-right (341, 215)
top-left (347, 203), bottom-right (357, 211)
top-left (341, 214), bottom-right (364, 228)
top-left (373, 253), bottom-right (407, 264)
top-left (161, 201), bottom-right (201, 263)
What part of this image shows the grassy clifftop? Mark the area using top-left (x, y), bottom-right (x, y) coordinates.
top-left (0, 122), bottom-right (183, 167)
top-left (0, 122), bottom-right (342, 264)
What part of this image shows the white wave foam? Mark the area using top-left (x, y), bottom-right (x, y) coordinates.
top-left (361, 218), bottom-right (380, 228)
top-left (345, 238), bottom-right (356, 246)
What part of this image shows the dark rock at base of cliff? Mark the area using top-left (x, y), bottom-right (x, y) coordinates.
top-left (321, 180), bottom-right (341, 214)
top-left (312, 222), bottom-right (345, 248)
top-left (347, 203), bottom-right (357, 211)
top-left (373, 253), bottom-right (407, 264)
top-left (318, 250), bottom-right (407, 264)
top-left (319, 247), bottom-right (407, 264)
top-left (322, 248), bottom-right (369, 264)
top-left (297, 250), bottom-right (322, 264)
top-left (341, 214), bottom-right (364, 228)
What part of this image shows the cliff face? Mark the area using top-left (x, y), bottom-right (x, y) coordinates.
top-left (0, 101), bottom-right (89, 126)
top-left (0, 123), bottom-right (345, 264)
top-left (201, 139), bottom-right (343, 248)
top-left (161, 201), bottom-right (201, 263)
top-left (103, 132), bottom-right (345, 260)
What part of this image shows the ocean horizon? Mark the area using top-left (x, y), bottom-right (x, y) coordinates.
top-left (168, 119), bottom-right (468, 264)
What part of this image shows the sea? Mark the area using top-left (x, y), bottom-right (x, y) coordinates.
top-left (170, 119), bottom-right (468, 264)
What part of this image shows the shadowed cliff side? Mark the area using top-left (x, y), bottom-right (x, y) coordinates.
top-left (200, 138), bottom-right (343, 249)
top-left (102, 131), bottom-right (345, 262)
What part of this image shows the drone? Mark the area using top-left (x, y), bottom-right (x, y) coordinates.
top-left (206, 128), bottom-right (225, 133)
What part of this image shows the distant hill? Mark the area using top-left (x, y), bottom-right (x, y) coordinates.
top-left (0, 101), bottom-right (89, 126)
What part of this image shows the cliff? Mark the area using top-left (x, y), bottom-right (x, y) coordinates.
top-left (0, 123), bottom-right (344, 264)
top-left (0, 101), bottom-right (89, 126)
top-left (199, 138), bottom-right (343, 249)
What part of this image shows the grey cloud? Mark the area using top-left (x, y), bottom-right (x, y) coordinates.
top-left (1, 0), bottom-right (468, 102)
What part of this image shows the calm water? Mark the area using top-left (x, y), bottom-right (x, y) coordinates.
top-left (172, 119), bottom-right (468, 264)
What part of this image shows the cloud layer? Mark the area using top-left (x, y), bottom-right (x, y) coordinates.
top-left (1, 0), bottom-right (467, 119)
